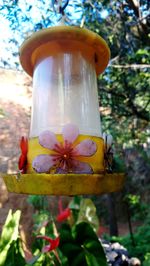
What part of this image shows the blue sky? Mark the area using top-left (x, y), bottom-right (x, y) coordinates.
top-left (0, 0), bottom-right (108, 69)
top-left (0, 0), bottom-right (82, 69)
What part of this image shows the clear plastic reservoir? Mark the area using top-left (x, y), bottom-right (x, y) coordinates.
top-left (30, 52), bottom-right (102, 137)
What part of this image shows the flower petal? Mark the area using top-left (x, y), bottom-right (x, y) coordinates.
top-left (49, 236), bottom-right (60, 251)
top-left (62, 124), bottom-right (79, 144)
top-left (32, 154), bottom-right (55, 173)
top-left (56, 208), bottom-right (71, 222)
top-left (42, 245), bottom-right (51, 253)
top-left (20, 136), bottom-right (28, 155)
top-left (37, 235), bottom-right (60, 252)
top-left (74, 139), bottom-right (97, 156)
top-left (71, 160), bottom-right (93, 174)
top-left (18, 154), bottom-right (27, 173)
top-left (39, 130), bottom-right (58, 150)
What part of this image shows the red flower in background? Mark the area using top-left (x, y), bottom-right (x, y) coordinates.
top-left (57, 208), bottom-right (71, 222)
top-left (36, 235), bottom-right (60, 253)
top-left (18, 136), bottom-right (28, 173)
top-left (98, 226), bottom-right (108, 237)
top-left (56, 197), bottom-right (71, 222)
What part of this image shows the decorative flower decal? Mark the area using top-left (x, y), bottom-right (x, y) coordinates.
top-left (32, 124), bottom-right (97, 174)
top-left (56, 197), bottom-right (71, 222)
top-left (18, 136), bottom-right (28, 174)
top-left (36, 235), bottom-right (60, 253)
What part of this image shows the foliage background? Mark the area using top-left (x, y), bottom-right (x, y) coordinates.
top-left (0, 0), bottom-right (150, 264)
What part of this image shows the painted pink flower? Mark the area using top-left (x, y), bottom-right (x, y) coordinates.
top-left (36, 235), bottom-right (60, 253)
top-left (56, 197), bottom-right (71, 222)
top-left (32, 124), bottom-right (97, 174)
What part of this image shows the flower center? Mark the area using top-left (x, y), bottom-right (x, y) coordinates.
top-left (53, 142), bottom-right (74, 165)
top-left (63, 153), bottom-right (70, 160)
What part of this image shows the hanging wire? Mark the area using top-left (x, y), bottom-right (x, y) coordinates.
top-left (51, 0), bottom-right (69, 15)
top-left (52, 0), bottom-right (71, 25)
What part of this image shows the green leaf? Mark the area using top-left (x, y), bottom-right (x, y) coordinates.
top-left (4, 239), bottom-right (26, 266)
top-left (85, 251), bottom-right (100, 266)
top-left (60, 222), bottom-right (108, 266)
top-left (77, 199), bottom-right (99, 232)
top-left (57, 249), bottom-right (69, 266)
top-left (71, 251), bottom-right (87, 266)
top-left (0, 210), bottom-right (22, 266)
top-left (69, 196), bottom-right (83, 223)
top-left (143, 253), bottom-right (150, 266)
top-left (27, 195), bottom-right (48, 211)
top-left (60, 243), bottom-right (82, 261)
top-left (60, 223), bottom-right (74, 243)
top-left (69, 196), bottom-right (82, 210)
top-left (73, 223), bottom-right (108, 266)
top-left (72, 222), bottom-right (98, 244)
top-left (84, 241), bottom-right (108, 266)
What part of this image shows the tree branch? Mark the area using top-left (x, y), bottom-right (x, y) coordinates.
top-left (123, 77), bottom-right (150, 121)
top-left (126, 0), bottom-right (150, 39)
top-left (110, 64), bottom-right (150, 69)
top-left (99, 85), bottom-right (150, 122)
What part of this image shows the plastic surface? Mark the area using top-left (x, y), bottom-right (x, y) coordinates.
top-left (2, 173), bottom-right (125, 195)
top-left (20, 26), bottom-right (110, 76)
top-left (30, 53), bottom-right (102, 137)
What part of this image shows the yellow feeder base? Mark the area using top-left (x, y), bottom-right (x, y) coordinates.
top-left (2, 173), bottom-right (125, 195)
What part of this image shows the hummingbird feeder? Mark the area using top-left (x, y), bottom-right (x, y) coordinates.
top-left (3, 25), bottom-right (125, 195)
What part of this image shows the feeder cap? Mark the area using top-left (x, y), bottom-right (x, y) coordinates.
top-left (20, 25), bottom-right (110, 77)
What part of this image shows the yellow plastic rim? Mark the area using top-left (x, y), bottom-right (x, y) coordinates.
top-left (20, 26), bottom-right (110, 76)
top-left (2, 173), bottom-right (125, 195)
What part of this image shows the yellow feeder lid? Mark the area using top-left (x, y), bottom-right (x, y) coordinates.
top-left (20, 25), bottom-right (110, 76)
